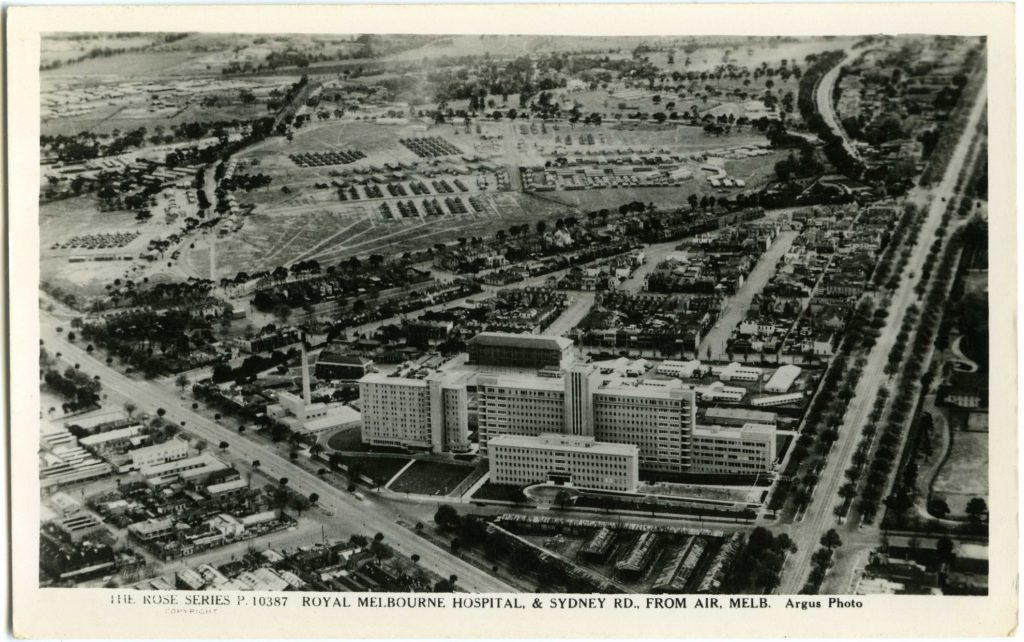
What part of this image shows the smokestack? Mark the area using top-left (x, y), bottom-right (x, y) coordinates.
top-left (300, 330), bottom-right (312, 406)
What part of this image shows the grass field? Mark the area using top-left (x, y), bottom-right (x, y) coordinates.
top-left (470, 482), bottom-right (527, 503)
top-left (387, 460), bottom-right (476, 496)
top-left (42, 50), bottom-right (199, 79)
top-left (932, 426), bottom-right (988, 516)
top-left (345, 455), bottom-right (412, 486)
top-left (325, 426), bottom-right (362, 451)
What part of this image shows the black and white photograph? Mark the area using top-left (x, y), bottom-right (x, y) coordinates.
top-left (8, 3), bottom-right (1016, 638)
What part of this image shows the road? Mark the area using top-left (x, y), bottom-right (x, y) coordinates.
top-left (816, 50), bottom-right (862, 162)
top-left (39, 311), bottom-right (516, 593)
top-left (776, 78), bottom-right (988, 594)
top-left (544, 292), bottom-right (595, 336)
top-left (698, 230), bottom-right (799, 359)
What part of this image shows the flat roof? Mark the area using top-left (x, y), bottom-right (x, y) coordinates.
top-left (358, 373), bottom-right (427, 387)
top-left (65, 410), bottom-right (129, 430)
top-left (489, 433), bottom-right (638, 457)
top-left (705, 407), bottom-right (777, 422)
top-left (476, 372), bottom-right (565, 392)
top-left (78, 425), bottom-right (141, 446)
top-left (694, 423), bottom-right (775, 439)
top-left (141, 453), bottom-right (225, 476)
top-left (206, 478), bottom-right (248, 494)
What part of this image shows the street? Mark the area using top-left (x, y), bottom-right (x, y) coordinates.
top-left (815, 50), bottom-right (862, 162)
top-left (39, 310), bottom-right (516, 593)
top-left (775, 78), bottom-right (988, 594)
top-left (544, 292), bottom-right (595, 337)
top-left (698, 230), bottom-right (799, 359)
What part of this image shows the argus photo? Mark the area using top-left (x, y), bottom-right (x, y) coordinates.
top-left (24, 12), bottom-right (1003, 618)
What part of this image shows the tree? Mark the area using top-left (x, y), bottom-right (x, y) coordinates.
top-left (124, 402), bottom-right (137, 418)
top-left (435, 504), bottom-right (459, 531)
top-left (279, 477), bottom-right (289, 487)
top-left (218, 441), bottom-right (229, 451)
top-left (928, 498), bottom-right (951, 519)
top-left (554, 490), bottom-right (574, 509)
top-left (370, 540), bottom-right (392, 561)
top-left (252, 460), bottom-right (261, 469)
top-left (936, 536), bottom-right (955, 563)
top-left (156, 408), bottom-right (166, 418)
top-left (309, 492), bottom-right (319, 505)
top-left (965, 497), bottom-right (988, 524)
top-left (175, 373), bottom-right (189, 391)
top-left (820, 529), bottom-right (842, 551)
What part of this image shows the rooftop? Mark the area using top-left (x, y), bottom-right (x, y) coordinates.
top-left (316, 351), bottom-right (372, 367)
top-left (489, 432), bottom-right (639, 456)
top-left (468, 331), bottom-right (573, 352)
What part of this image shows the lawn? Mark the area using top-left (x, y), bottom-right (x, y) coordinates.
top-left (345, 455), bottom-right (411, 486)
top-left (325, 426), bottom-right (362, 451)
top-left (387, 460), bottom-right (476, 496)
top-left (470, 482), bottom-right (527, 504)
top-left (932, 428), bottom-right (988, 516)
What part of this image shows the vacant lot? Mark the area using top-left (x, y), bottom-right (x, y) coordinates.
top-left (388, 460), bottom-right (475, 496)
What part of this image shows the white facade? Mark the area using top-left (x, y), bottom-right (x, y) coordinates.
top-left (141, 453), bottom-right (228, 486)
top-left (592, 381), bottom-right (696, 473)
top-left (691, 423), bottom-right (776, 474)
top-left (478, 372), bottom-right (697, 474)
top-left (359, 371), bottom-right (471, 451)
top-left (429, 370), bottom-right (474, 452)
top-left (358, 374), bottom-right (432, 449)
top-left (477, 373), bottom-right (565, 450)
top-left (751, 392), bottom-right (805, 407)
top-left (488, 433), bottom-right (639, 492)
top-left (717, 362), bottom-right (763, 383)
top-left (656, 359), bottom-right (705, 379)
top-left (130, 438), bottom-right (190, 468)
top-left (692, 381), bottom-right (746, 403)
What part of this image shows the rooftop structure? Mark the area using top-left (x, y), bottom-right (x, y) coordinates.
top-left (467, 331), bottom-right (575, 371)
top-left (764, 364), bottom-right (802, 393)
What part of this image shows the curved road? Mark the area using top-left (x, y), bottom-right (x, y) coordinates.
top-left (40, 311), bottom-right (515, 594)
top-left (816, 51), bottom-right (862, 162)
